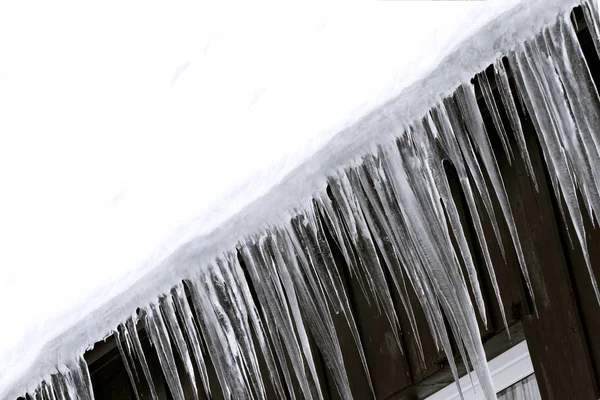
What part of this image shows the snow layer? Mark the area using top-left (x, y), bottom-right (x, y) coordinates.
top-left (0, 0), bottom-right (582, 397)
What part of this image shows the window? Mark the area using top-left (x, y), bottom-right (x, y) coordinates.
top-left (426, 341), bottom-right (539, 400)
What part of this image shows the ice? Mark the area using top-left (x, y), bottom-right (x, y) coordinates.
top-left (114, 328), bottom-right (140, 400)
top-left (317, 178), bottom-right (404, 351)
top-left (125, 318), bottom-right (159, 399)
top-left (3, 0), bottom-right (597, 399)
top-left (241, 235), bottom-right (322, 400)
top-left (23, 356), bottom-right (94, 400)
top-left (160, 294), bottom-right (199, 400)
top-left (172, 284), bottom-right (212, 398)
top-left (146, 303), bottom-right (186, 400)
top-left (493, 59), bottom-right (539, 191)
top-left (454, 84), bottom-right (537, 308)
top-left (477, 72), bottom-right (514, 163)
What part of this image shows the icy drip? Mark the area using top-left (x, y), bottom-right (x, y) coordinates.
top-left (477, 72), bottom-right (513, 163)
top-left (493, 59), bottom-right (539, 191)
top-left (25, 356), bottom-right (94, 400)
top-left (114, 327), bottom-right (140, 400)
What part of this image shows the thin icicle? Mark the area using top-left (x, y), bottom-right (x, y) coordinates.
top-left (115, 327), bottom-right (141, 400)
top-left (426, 109), bottom-right (510, 336)
top-left (545, 17), bottom-right (600, 225)
top-left (378, 141), bottom-right (496, 399)
top-left (40, 381), bottom-right (55, 400)
top-left (63, 356), bottom-right (95, 400)
top-left (454, 83), bottom-right (536, 309)
top-left (242, 235), bottom-right (323, 400)
top-left (185, 254), bottom-right (277, 400)
top-left (160, 294), bottom-right (200, 400)
top-left (316, 191), bottom-right (375, 310)
top-left (317, 183), bottom-right (404, 351)
top-left (265, 233), bottom-right (325, 400)
top-left (50, 374), bottom-right (68, 400)
top-left (493, 59), bottom-right (539, 191)
top-left (278, 228), bottom-right (355, 400)
top-left (172, 283), bottom-right (212, 398)
top-left (442, 96), bottom-right (507, 262)
top-left (126, 317), bottom-right (159, 400)
top-left (350, 164), bottom-right (430, 358)
top-left (477, 71), bottom-right (513, 162)
top-left (289, 204), bottom-right (374, 396)
top-left (145, 302), bottom-right (185, 400)
top-left (411, 120), bottom-right (490, 329)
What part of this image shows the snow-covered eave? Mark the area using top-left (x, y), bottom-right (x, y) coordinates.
top-left (2, 0), bottom-right (584, 398)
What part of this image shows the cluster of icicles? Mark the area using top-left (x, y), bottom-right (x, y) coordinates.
top-left (22, 2), bottom-right (600, 399)
top-left (20, 357), bottom-right (94, 400)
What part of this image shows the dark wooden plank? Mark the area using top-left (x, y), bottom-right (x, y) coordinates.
top-left (329, 227), bottom-right (413, 399)
top-left (499, 115), bottom-right (598, 399)
top-left (549, 177), bottom-right (600, 390)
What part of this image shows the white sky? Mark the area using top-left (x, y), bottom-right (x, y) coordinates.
top-left (0, 0), bottom-right (532, 395)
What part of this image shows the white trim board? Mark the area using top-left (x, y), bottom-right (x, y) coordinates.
top-left (426, 341), bottom-right (534, 400)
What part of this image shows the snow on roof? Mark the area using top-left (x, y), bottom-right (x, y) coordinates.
top-left (0, 0), bottom-right (581, 397)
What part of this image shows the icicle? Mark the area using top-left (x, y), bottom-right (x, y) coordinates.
top-left (160, 294), bottom-right (200, 400)
top-left (40, 381), bottom-right (56, 400)
top-left (187, 273), bottom-right (247, 399)
top-left (277, 228), bottom-right (355, 400)
top-left (288, 204), bottom-right (374, 396)
top-left (25, 357), bottom-right (94, 400)
top-left (50, 374), bottom-right (68, 400)
top-left (115, 327), bottom-right (141, 400)
top-left (215, 255), bottom-right (269, 398)
top-left (493, 59), bottom-right (539, 191)
top-left (126, 317), bottom-right (159, 400)
top-left (172, 283), bottom-right (212, 398)
top-left (68, 356), bottom-right (95, 400)
top-left (264, 234), bottom-right (324, 400)
top-left (316, 183), bottom-right (403, 351)
top-left (378, 141), bottom-right (496, 399)
top-left (424, 111), bottom-right (510, 336)
top-left (410, 120), bottom-right (489, 329)
top-left (545, 17), bottom-right (600, 225)
top-left (144, 301), bottom-right (186, 400)
top-left (316, 190), bottom-right (375, 310)
top-left (454, 83), bottom-right (536, 310)
top-left (355, 147), bottom-right (471, 397)
top-left (442, 95), bottom-right (507, 262)
top-left (241, 236), bottom-right (322, 400)
top-left (185, 255), bottom-right (276, 400)
top-left (349, 164), bottom-right (430, 359)
top-left (477, 71), bottom-right (513, 162)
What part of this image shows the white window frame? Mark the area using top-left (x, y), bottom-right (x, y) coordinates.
top-left (426, 341), bottom-right (535, 400)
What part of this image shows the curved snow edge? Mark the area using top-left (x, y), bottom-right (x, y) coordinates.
top-left (1, 0), bottom-right (582, 398)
